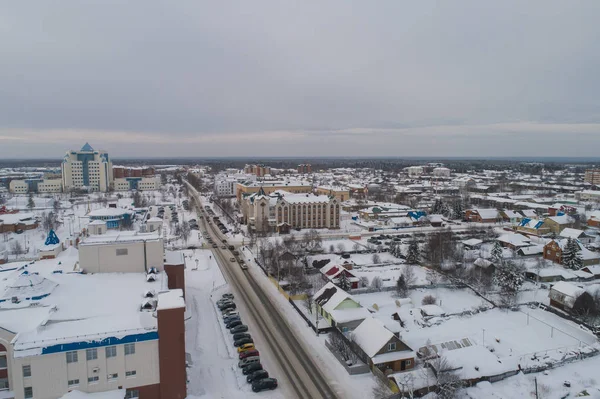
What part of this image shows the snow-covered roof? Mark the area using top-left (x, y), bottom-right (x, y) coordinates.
top-left (551, 281), bottom-right (584, 299)
top-left (497, 233), bottom-right (531, 247)
top-left (87, 207), bottom-right (132, 217)
top-left (474, 209), bottom-right (499, 219)
top-left (546, 215), bottom-right (573, 225)
top-left (473, 258), bottom-right (494, 269)
top-left (88, 220), bottom-right (106, 225)
top-left (462, 238), bottom-right (483, 247)
top-left (2, 271), bottom-right (58, 301)
top-left (559, 228), bottom-right (585, 239)
top-left (60, 389), bottom-right (124, 399)
top-left (147, 217), bottom-right (163, 223)
top-left (352, 317), bottom-right (395, 358)
top-left (313, 282), bottom-right (359, 314)
top-left (517, 245), bottom-right (544, 255)
top-left (420, 304), bottom-right (445, 317)
top-left (0, 212), bottom-right (36, 225)
top-left (503, 210), bottom-right (521, 219)
top-left (278, 192), bottom-right (331, 204)
top-left (157, 289), bottom-right (185, 311)
top-left (80, 231), bottom-right (161, 245)
top-left (440, 346), bottom-right (512, 380)
top-left (164, 250), bottom-right (185, 266)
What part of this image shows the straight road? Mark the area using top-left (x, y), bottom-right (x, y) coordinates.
top-left (187, 183), bottom-right (340, 399)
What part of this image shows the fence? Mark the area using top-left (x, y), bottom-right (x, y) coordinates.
top-left (324, 340), bottom-right (370, 375)
top-left (288, 298), bottom-right (333, 334)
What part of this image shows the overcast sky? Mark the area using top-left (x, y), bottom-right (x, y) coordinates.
top-left (2, 1), bottom-right (600, 158)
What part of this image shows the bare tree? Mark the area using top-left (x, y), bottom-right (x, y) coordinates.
top-left (372, 253), bottom-right (381, 264)
top-left (328, 332), bottom-right (358, 365)
top-left (352, 242), bottom-right (361, 252)
top-left (422, 295), bottom-right (437, 305)
top-left (370, 276), bottom-right (383, 291)
top-left (11, 240), bottom-right (24, 256)
top-left (372, 377), bottom-right (393, 399)
top-left (429, 356), bottom-right (462, 398)
top-left (359, 276), bottom-right (369, 288)
top-left (337, 243), bottom-right (345, 253)
top-left (403, 265), bottom-right (417, 286)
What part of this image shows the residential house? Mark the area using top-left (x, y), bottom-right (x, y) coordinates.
top-left (0, 212), bottom-right (38, 233)
top-left (544, 215), bottom-right (574, 234)
top-left (320, 263), bottom-right (360, 289)
top-left (543, 239), bottom-right (600, 267)
top-left (501, 210), bottom-right (523, 223)
top-left (465, 209), bottom-right (500, 223)
top-left (516, 218), bottom-right (551, 236)
top-left (549, 281), bottom-right (585, 311)
top-left (588, 211), bottom-right (600, 228)
top-left (497, 233), bottom-right (531, 250)
top-left (313, 282), bottom-right (370, 332)
top-left (559, 228), bottom-right (594, 244)
top-left (351, 317), bottom-right (414, 374)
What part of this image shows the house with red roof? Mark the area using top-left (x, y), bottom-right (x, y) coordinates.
top-left (320, 263), bottom-right (360, 289)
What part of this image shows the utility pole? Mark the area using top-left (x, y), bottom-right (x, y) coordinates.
top-left (534, 377), bottom-right (538, 399)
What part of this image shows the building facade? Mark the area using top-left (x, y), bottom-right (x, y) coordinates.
top-left (297, 164), bottom-right (312, 174)
top-left (61, 143), bottom-right (113, 192)
top-left (243, 164), bottom-right (271, 177)
top-left (315, 186), bottom-right (349, 202)
top-left (584, 169), bottom-right (600, 185)
top-left (236, 180), bottom-right (312, 201)
top-left (114, 177), bottom-right (161, 191)
top-left (9, 179), bottom-right (62, 194)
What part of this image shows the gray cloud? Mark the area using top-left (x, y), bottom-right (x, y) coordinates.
top-left (1, 1), bottom-right (600, 157)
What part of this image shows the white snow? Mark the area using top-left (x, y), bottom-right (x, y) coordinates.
top-left (59, 390), bottom-right (124, 399)
top-left (351, 317), bottom-right (394, 357)
top-left (157, 288), bottom-right (185, 310)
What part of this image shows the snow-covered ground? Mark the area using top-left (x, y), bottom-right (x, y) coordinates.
top-left (184, 249), bottom-right (288, 399)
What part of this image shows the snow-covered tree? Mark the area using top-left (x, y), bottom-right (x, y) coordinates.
top-left (27, 193), bottom-right (35, 210)
top-left (337, 272), bottom-right (352, 291)
top-left (390, 241), bottom-right (403, 258)
top-left (490, 241), bottom-right (503, 263)
top-left (452, 200), bottom-right (464, 220)
top-left (493, 260), bottom-right (524, 306)
top-left (562, 238), bottom-right (583, 270)
top-left (431, 198), bottom-right (449, 216)
top-left (406, 237), bottom-right (420, 264)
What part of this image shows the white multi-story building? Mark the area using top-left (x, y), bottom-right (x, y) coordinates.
top-left (432, 167), bottom-right (451, 177)
top-left (8, 179), bottom-right (62, 194)
top-left (61, 143), bottom-right (113, 192)
top-left (213, 173), bottom-right (256, 198)
top-left (113, 176), bottom-right (161, 191)
top-left (406, 166), bottom-right (424, 177)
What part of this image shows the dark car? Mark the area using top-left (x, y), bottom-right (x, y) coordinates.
top-left (242, 362), bottom-right (263, 375)
top-left (226, 320), bottom-right (243, 329)
top-left (222, 293), bottom-right (234, 300)
top-left (252, 378), bottom-right (278, 392)
top-left (217, 300), bottom-right (233, 308)
top-left (15, 229), bottom-right (24, 234)
top-left (232, 332), bottom-right (251, 341)
top-left (228, 245), bottom-right (235, 250)
top-left (247, 370), bottom-right (269, 383)
top-left (239, 349), bottom-right (259, 360)
top-left (233, 337), bottom-right (253, 347)
top-left (220, 304), bottom-right (236, 313)
top-left (223, 315), bottom-right (240, 324)
top-left (212, 244), bottom-right (218, 248)
top-left (229, 325), bottom-right (248, 334)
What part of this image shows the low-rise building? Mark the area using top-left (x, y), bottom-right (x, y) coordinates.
top-left (9, 179), bottom-right (62, 194)
top-left (315, 186), bottom-right (350, 202)
top-left (543, 238), bottom-right (600, 267)
top-left (313, 282), bottom-right (370, 332)
top-left (113, 176), bottom-right (161, 191)
top-left (87, 208), bottom-right (134, 229)
top-left (0, 212), bottom-right (38, 233)
top-left (549, 281), bottom-right (585, 311)
top-left (543, 215), bottom-right (574, 234)
top-left (465, 208), bottom-right (500, 223)
top-left (589, 211), bottom-right (600, 228)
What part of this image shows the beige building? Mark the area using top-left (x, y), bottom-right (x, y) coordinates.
top-left (315, 186), bottom-right (350, 202)
top-left (236, 180), bottom-right (312, 201)
top-left (113, 176), bottom-right (161, 191)
top-left (241, 188), bottom-right (340, 233)
top-left (584, 169), bottom-right (600, 185)
top-left (243, 164), bottom-right (271, 177)
top-left (79, 231), bottom-right (164, 274)
top-left (9, 179), bottom-right (62, 194)
top-left (61, 143), bottom-right (113, 192)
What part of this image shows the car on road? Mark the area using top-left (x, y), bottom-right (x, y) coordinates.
top-left (217, 301), bottom-right (235, 310)
top-left (226, 320), bottom-right (243, 329)
top-left (221, 245), bottom-right (227, 249)
top-left (232, 332), bottom-right (251, 341)
top-left (246, 370), bottom-right (269, 383)
top-left (217, 298), bottom-right (233, 306)
top-left (229, 257), bottom-right (236, 262)
top-left (232, 250), bottom-right (239, 256)
top-left (238, 356), bottom-right (260, 368)
top-left (222, 309), bottom-right (238, 318)
top-left (239, 349), bottom-right (259, 360)
top-left (221, 293), bottom-right (234, 300)
top-left (240, 263), bottom-right (248, 270)
top-left (237, 343), bottom-right (255, 353)
top-left (230, 325), bottom-right (248, 334)
top-left (222, 239), bottom-right (227, 243)
top-left (252, 378), bottom-right (278, 392)
top-left (233, 337), bottom-right (253, 347)
top-left (228, 245), bottom-right (235, 250)
top-left (212, 243), bottom-right (218, 248)
top-left (242, 362), bottom-right (262, 375)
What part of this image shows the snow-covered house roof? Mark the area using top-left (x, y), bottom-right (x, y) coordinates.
top-left (521, 209), bottom-right (537, 218)
top-left (462, 238), bottom-right (483, 247)
top-left (313, 282), bottom-right (355, 313)
top-left (546, 215), bottom-right (574, 225)
top-left (351, 317), bottom-right (395, 358)
top-left (550, 281), bottom-right (585, 308)
top-left (519, 218), bottom-right (545, 230)
top-left (550, 239), bottom-right (600, 261)
top-left (497, 233), bottom-right (531, 247)
top-left (559, 228), bottom-right (586, 239)
top-left (87, 207), bottom-right (132, 218)
top-left (474, 209), bottom-right (499, 220)
top-left (517, 245), bottom-right (544, 256)
top-left (473, 258), bottom-right (494, 269)
top-left (503, 210), bottom-right (521, 219)
top-left (419, 304), bottom-right (445, 317)
top-left (439, 346), bottom-right (512, 380)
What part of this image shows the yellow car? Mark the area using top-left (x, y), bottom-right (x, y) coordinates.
top-left (237, 343), bottom-right (255, 353)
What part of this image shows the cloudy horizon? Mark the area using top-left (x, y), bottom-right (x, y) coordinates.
top-left (2, 1), bottom-right (600, 158)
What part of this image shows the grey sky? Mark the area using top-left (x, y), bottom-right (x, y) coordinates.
top-left (1, 1), bottom-right (600, 158)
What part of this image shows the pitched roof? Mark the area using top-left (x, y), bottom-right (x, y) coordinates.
top-left (559, 228), bottom-right (585, 239)
top-left (352, 317), bottom-right (395, 357)
top-left (80, 142), bottom-right (94, 152)
top-left (551, 281), bottom-right (584, 299)
top-left (313, 282), bottom-right (357, 313)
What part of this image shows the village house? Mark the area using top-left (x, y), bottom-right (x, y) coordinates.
top-left (500, 210), bottom-right (523, 223)
top-left (319, 263), bottom-right (360, 289)
top-left (464, 208), bottom-right (500, 223)
top-left (543, 239), bottom-right (600, 267)
top-left (543, 215), bottom-right (575, 234)
top-left (313, 282), bottom-right (371, 332)
top-left (548, 281), bottom-right (585, 312)
top-left (559, 228), bottom-right (595, 244)
top-left (516, 218), bottom-right (551, 236)
top-left (496, 233), bottom-right (532, 250)
top-left (350, 317), bottom-right (415, 374)
top-left (0, 212), bottom-right (38, 233)
top-left (588, 211), bottom-right (600, 228)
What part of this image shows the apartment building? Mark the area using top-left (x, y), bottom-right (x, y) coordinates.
top-left (236, 180), bottom-right (312, 201)
top-left (113, 167), bottom-right (156, 179)
top-left (61, 143), bottom-right (113, 192)
top-left (297, 164), bottom-right (312, 174)
top-left (113, 176), bottom-right (161, 191)
top-left (584, 169), bottom-right (600, 185)
top-left (241, 188), bottom-right (340, 232)
top-left (213, 173), bottom-right (256, 198)
top-left (243, 164), bottom-right (271, 177)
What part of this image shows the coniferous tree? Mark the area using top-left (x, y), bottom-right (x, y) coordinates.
top-left (396, 275), bottom-right (408, 297)
top-left (406, 237), bottom-right (420, 264)
top-left (490, 241), bottom-right (503, 263)
top-left (337, 272), bottom-right (352, 291)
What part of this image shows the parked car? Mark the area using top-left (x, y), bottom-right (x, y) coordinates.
top-left (237, 343), bottom-right (255, 353)
top-left (220, 304), bottom-right (236, 313)
top-left (239, 349), bottom-right (259, 360)
top-left (222, 309), bottom-right (238, 318)
top-left (252, 378), bottom-right (278, 392)
top-left (233, 337), bottom-right (253, 347)
top-left (232, 332), bottom-right (251, 341)
top-left (226, 320), bottom-right (243, 329)
top-left (228, 245), bottom-right (235, 250)
top-left (238, 356), bottom-right (260, 369)
top-left (222, 239), bottom-right (228, 243)
top-left (217, 299), bottom-right (233, 308)
top-left (232, 250), bottom-right (239, 256)
top-left (242, 362), bottom-right (263, 375)
top-left (223, 315), bottom-right (240, 325)
top-left (212, 244), bottom-right (218, 248)
top-left (230, 325), bottom-right (248, 334)
top-left (246, 370), bottom-right (269, 383)
top-left (222, 293), bottom-right (234, 300)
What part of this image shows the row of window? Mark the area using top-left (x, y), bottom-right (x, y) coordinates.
top-left (66, 343), bottom-right (135, 364)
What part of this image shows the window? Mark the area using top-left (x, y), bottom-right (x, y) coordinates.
top-left (86, 348), bottom-right (98, 361)
top-left (125, 370), bottom-right (137, 378)
top-left (116, 248), bottom-right (128, 256)
top-left (68, 379), bottom-right (79, 387)
top-left (108, 373), bottom-right (118, 380)
top-left (406, 359), bottom-right (412, 366)
top-left (105, 346), bottom-right (117, 358)
top-left (125, 390), bottom-right (140, 399)
top-left (0, 356), bottom-right (6, 368)
top-left (88, 376), bottom-right (99, 384)
top-left (387, 342), bottom-right (396, 351)
top-left (66, 351), bottom-right (78, 363)
top-left (124, 343), bottom-right (135, 356)
top-left (24, 387), bottom-right (33, 399)
top-left (22, 365), bottom-right (31, 377)
top-left (0, 378), bottom-right (8, 389)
